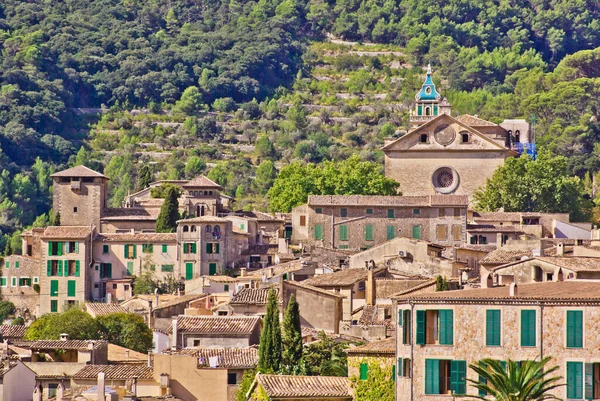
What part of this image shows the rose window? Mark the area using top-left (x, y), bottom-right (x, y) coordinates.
top-left (432, 167), bottom-right (460, 194)
top-left (436, 171), bottom-right (454, 188)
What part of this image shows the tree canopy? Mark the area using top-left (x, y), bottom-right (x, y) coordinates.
top-left (156, 185), bottom-right (180, 232)
top-left (96, 313), bottom-right (153, 353)
top-left (24, 308), bottom-right (101, 340)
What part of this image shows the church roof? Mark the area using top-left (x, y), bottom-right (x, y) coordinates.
top-left (415, 64), bottom-right (441, 101)
top-left (455, 114), bottom-right (498, 127)
top-left (50, 165), bottom-right (108, 179)
top-left (181, 176), bottom-right (222, 189)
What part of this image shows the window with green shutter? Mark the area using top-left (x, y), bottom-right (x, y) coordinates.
top-left (10, 277), bottom-right (16, 287)
top-left (209, 263), bottom-right (217, 276)
top-left (402, 310), bottom-right (411, 345)
top-left (412, 225), bottom-right (421, 239)
top-left (5, 261), bottom-right (9, 269)
top-left (314, 225), bottom-right (323, 240)
top-left (67, 280), bottom-right (76, 297)
top-left (185, 263), bottom-right (193, 280)
top-left (416, 310), bottom-right (426, 345)
top-left (450, 360), bottom-right (467, 394)
top-left (127, 261), bottom-right (134, 275)
top-left (161, 265), bottom-right (174, 272)
top-left (339, 225), bottom-right (348, 241)
top-left (486, 310), bottom-right (501, 346)
top-left (521, 310), bottom-right (536, 347)
top-left (397, 358), bottom-right (403, 377)
top-left (425, 359), bottom-right (440, 394)
top-left (224, 284), bottom-right (229, 291)
top-left (75, 260), bottom-right (80, 277)
top-left (439, 310), bottom-right (453, 345)
top-left (57, 241), bottom-right (63, 256)
top-left (567, 310), bottom-right (583, 348)
top-left (57, 260), bottom-right (63, 276)
top-left (50, 280), bottom-right (59, 297)
top-left (15, 261), bottom-right (19, 269)
top-left (365, 225), bottom-right (373, 241)
top-left (386, 226), bottom-right (395, 240)
top-left (392, 364), bottom-right (395, 381)
top-left (162, 244), bottom-right (168, 253)
top-left (103, 245), bottom-right (109, 254)
top-left (567, 361), bottom-right (583, 400)
top-left (215, 243), bottom-right (220, 254)
top-left (387, 209), bottom-right (394, 218)
top-left (585, 363), bottom-right (594, 400)
top-left (359, 363), bottom-right (368, 380)
top-left (191, 243), bottom-right (197, 254)
top-left (366, 208), bottom-right (373, 215)
top-left (0, 278), bottom-right (5, 287)
top-left (51, 300), bottom-right (58, 313)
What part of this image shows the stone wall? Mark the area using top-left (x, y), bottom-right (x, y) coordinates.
top-left (282, 281), bottom-right (343, 334)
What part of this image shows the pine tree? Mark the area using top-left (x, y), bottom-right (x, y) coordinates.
top-left (54, 211), bottom-right (61, 226)
top-left (258, 287), bottom-right (282, 373)
top-left (282, 293), bottom-right (302, 374)
top-left (156, 187), bottom-right (179, 233)
top-left (138, 164), bottom-right (153, 189)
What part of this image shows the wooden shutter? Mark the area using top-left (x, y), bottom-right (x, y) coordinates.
top-left (450, 360), bottom-right (467, 394)
top-left (75, 260), bottom-right (80, 277)
top-left (162, 244), bottom-right (168, 253)
top-left (50, 280), bottom-right (58, 297)
top-left (57, 260), bottom-right (63, 277)
top-left (132, 244), bottom-right (137, 258)
top-left (47, 260), bottom-right (52, 276)
top-left (107, 263), bottom-right (112, 278)
top-left (75, 242), bottom-right (79, 254)
top-left (15, 261), bottom-right (19, 269)
top-left (206, 243), bottom-right (212, 254)
top-left (68, 280), bottom-right (76, 297)
top-left (397, 358), bottom-right (403, 377)
top-left (486, 310), bottom-right (501, 346)
top-left (387, 226), bottom-right (395, 240)
top-left (359, 363), bottom-right (368, 380)
top-left (314, 225), bottom-right (323, 240)
top-left (412, 226), bottom-right (421, 239)
top-left (57, 241), bottom-right (63, 256)
top-left (186, 263), bottom-right (193, 280)
top-left (436, 225), bottom-right (447, 241)
top-left (521, 310), bottom-right (536, 347)
top-left (387, 209), bottom-right (394, 218)
top-left (51, 300), bottom-right (58, 313)
top-left (48, 242), bottom-right (53, 256)
top-left (425, 359), bottom-right (439, 394)
top-left (392, 364), bottom-right (396, 381)
top-left (191, 243), bottom-right (197, 254)
top-left (216, 243), bottom-right (220, 254)
top-left (452, 225), bottom-right (461, 241)
top-left (567, 361), bottom-right (583, 399)
top-left (127, 262), bottom-right (133, 275)
top-left (439, 310), bottom-right (453, 345)
top-left (299, 215), bottom-right (306, 226)
top-left (402, 310), bottom-right (410, 344)
top-left (365, 225), bottom-right (373, 241)
top-left (416, 310), bottom-right (426, 345)
top-left (398, 310), bottom-right (403, 326)
top-left (339, 225), bottom-right (348, 241)
top-left (103, 245), bottom-right (109, 254)
top-left (124, 244), bottom-right (129, 258)
top-left (585, 363), bottom-right (594, 400)
top-left (209, 263), bottom-right (217, 275)
top-left (567, 310), bottom-right (583, 348)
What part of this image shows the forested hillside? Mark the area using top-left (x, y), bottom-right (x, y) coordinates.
top-left (2, 0), bottom-right (600, 250)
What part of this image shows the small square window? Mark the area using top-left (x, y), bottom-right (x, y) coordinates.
top-left (113, 284), bottom-right (118, 289)
top-left (73, 207), bottom-right (78, 213)
top-left (193, 339), bottom-right (201, 347)
top-left (227, 372), bottom-right (237, 385)
top-left (340, 208), bottom-right (348, 217)
top-left (315, 208), bottom-right (323, 214)
top-left (387, 209), bottom-right (395, 219)
top-left (366, 208), bottom-right (373, 215)
top-left (461, 133), bottom-right (469, 143)
top-left (413, 209), bottom-right (420, 215)
top-left (420, 134), bottom-right (428, 143)
top-left (224, 284), bottom-right (230, 291)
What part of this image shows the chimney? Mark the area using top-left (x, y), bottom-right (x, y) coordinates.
top-left (240, 267), bottom-right (247, 277)
top-left (98, 372), bottom-right (105, 401)
top-left (148, 350), bottom-right (152, 367)
top-left (509, 282), bottom-right (518, 297)
top-left (126, 349), bottom-right (130, 359)
top-left (60, 333), bottom-right (69, 341)
top-left (155, 288), bottom-right (159, 310)
top-left (56, 383), bottom-right (64, 401)
top-left (365, 266), bottom-right (375, 306)
top-left (32, 386), bottom-right (42, 401)
top-left (557, 242), bottom-right (564, 256)
top-left (171, 317), bottom-right (178, 350)
top-left (132, 376), bottom-right (138, 396)
top-left (148, 300), bottom-right (154, 328)
top-left (496, 233), bottom-right (503, 247)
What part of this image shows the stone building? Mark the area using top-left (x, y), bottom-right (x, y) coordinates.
top-left (384, 66), bottom-right (531, 199)
top-left (347, 337), bottom-right (395, 385)
top-left (394, 281), bottom-right (600, 400)
top-left (291, 194), bottom-right (468, 249)
top-left (247, 374), bottom-right (352, 401)
top-left (172, 315), bottom-right (261, 349)
top-left (1, 255), bottom-right (41, 318)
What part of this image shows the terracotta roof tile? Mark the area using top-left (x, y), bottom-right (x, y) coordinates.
top-left (308, 195), bottom-right (467, 207)
top-left (455, 114), bottom-right (498, 127)
top-left (0, 325), bottom-right (26, 339)
top-left (12, 340), bottom-right (107, 350)
top-left (41, 226), bottom-right (93, 239)
top-left (347, 337), bottom-right (395, 355)
top-left (397, 281), bottom-right (600, 302)
top-left (85, 302), bottom-right (129, 316)
top-left (498, 256), bottom-right (600, 272)
top-left (305, 267), bottom-right (386, 287)
top-left (163, 347), bottom-right (258, 369)
top-left (375, 279), bottom-right (430, 299)
top-left (479, 249), bottom-right (532, 265)
top-left (74, 364), bottom-right (154, 380)
top-left (108, 344), bottom-right (148, 363)
top-left (181, 176), bottom-right (222, 189)
top-left (230, 288), bottom-right (279, 306)
top-left (94, 233), bottom-right (177, 242)
top-left (467, 224), bottom-right (524, 233)
top-left (206, 275), bottom-right (237, 283)
top-left (101, 208), bottom-right (159, 220)
top-left (50, 165), bottom-right (107, 178)
top-left (246, 260), bottom-right (302, 278)
top-left (176, 316), bottom-right (260, 335)
top-left (357, 305), bottom-right (390, 327)
top-left (255, 374), bottom-right (351, 399)
top-left (472, 211), bottom-right (524, 222)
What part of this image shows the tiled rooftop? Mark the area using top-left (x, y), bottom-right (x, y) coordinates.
top-left (308, 194), bottom-right (468, 207)
top-left (85, 302), bottom-right (129, 316)
top-left (347, 337), bottom-right (395, 355)
top-left (12, 340), bottom-right (107, 350)
top-left (101, 208), bottom-right (159, 220)
top-left (396, 281), bottom-right (600, 302)
top-left (176, 316), bottom-right (260, 335)
top-left (471, 211), bottom-right (524, 222)
top-left (0, 325), bottom-right (26, 338)
top-left (108, 344), bottom-right (148, 363)
top-left (493, 256), bottom-right (600, 273)
top-left (230, 288), bottom-right (280, 306)
top-left (375, 279), bottom-right (430, 299)
top-left (255, 374), bottom-right (351, 399)
top-left (479, 249), bottom-right (532, 265)
top-left (164, 347), bottom-right (258, 369)
top-left (467, 224), bottom-right (524, 233)
top-left (50, 165), bottom-right (107, 178)
top-left (455, 114), bottom-right (498, 127)
top-left (305, 267), bottom-right (386, 287)
top-left (41, 226), bottom-right (93, 239)
top-left (94, 233), bottom-right (177, 242)
top-left (181, 175), bottom-right (222, 188)
top-left (74, 364), bottom-right (154, 380)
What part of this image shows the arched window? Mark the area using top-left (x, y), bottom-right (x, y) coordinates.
top-left (425, 106), bottom-right (431, 116)
top-left (183, 225), bottom-right (189, 232)
top-left (515, 130), bottom-right (521, 143)
top-left (205, 225), bottom-right (212, 233)
top-left (213, 225), bottom-right (221, 233)
top-left (191, 225), bottom-right (197, 232)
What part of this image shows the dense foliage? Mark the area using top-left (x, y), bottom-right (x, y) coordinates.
top-left (281, 294), bottom-right (303, 374)
top-left (350, 359), bottom-right (395, 401)
top-left (258, 287), bottom-right (282, 373)
top-left (0, 301), bottom-right (16, 325)
top-left (96, 312), bottom-right (153, 353)
top-left (155, 185), bottom-right (180, 232)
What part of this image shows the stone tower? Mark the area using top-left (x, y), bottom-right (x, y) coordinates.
top-left (410, 64), bottom-right (452, 127)
top-left (50, 165), bottom-right (108, 229)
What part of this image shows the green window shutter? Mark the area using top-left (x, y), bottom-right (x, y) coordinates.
top-left (51, 300), bottom-right (58, 313)
top-left (478, 371), bottom-right (488, 397)
top-left (57, 241), bottom-right (63, 256)
top-left (127, 262), bottom-right (134, 275)
top-left (585, 363), bottom-right (594, 400)
top-left (133, 244), bottom-right (137, 258)
top-left (567, 361), bottom-right (583, 400)
top-left (359, 363), bottom-right (368, 380)
top-left (149, 244), bottom-right (153, 252)
top-left (75, 260), bottom-right (80, 277)
top-left (392, 364), bottom-right (396, 381)
top-left (11, 277), bottom-right (16, 287)
top-left (387, 209), bottom-right (394, 218)
top-left (425, 359), bottom-right (440, 394)
top-left (0, 278), bottom-right (5, 286)
top-left (215, 243), bottom-right (220, 254)
top-left (48, 242), bottom-right (53, 256)
top-left (67, 280), bottom-right (76, 297)
top-left (15, 261), bottom-right (19, 269)
top-left (418, 105), bottom-right (423, 116)
top-left (124, 245), bottom-right (129, 258)
top-left (57, 260), bottom-right (63, 277)
top-left (191, 243), bottom-right (197, 254)
top-left (75, 242), bottom-right (79, 254)
top-left (450, 360), bottom-right (467, 395)
top-left (107, 263), bottom-right (112, 278)
top-left (4, 261), bottom-right (8, 269)
top-left (386, 226), bottom-right (395, 240)
top-left (412, 226), bottom-right (421, 239)
top-left (398, 310), bottom-right (403, 326)
top-left (486, 310), bottom-right (501, 346)
top-left (186, 263), bottom-right (193, 280)
top-left (416, 310), bottom-right (426, 345)
top-left (50, 280), bottom-right (58, 297)
top-left (183, 243), bottom-right (188, 253)
top-left (47, 260), bottom-right (52, 276)
top-left (315, 225), bottom-right (323, 240)
top-left (103, 245), bottom-right (109, 254)
top-left (206, 243), bottom-right (212, 254)
top-left (402, 310), bottom-right (410, 344)
top-left (365, 225), bottom-right (373, 241)
top-left (209, 263), bottom-right (217, 276)
top-left (339, 225), bottom-right (348, 241)
top-left (439, 310), bottom-right (454, 345)
top-left (521, 310), bottom-right (536, 347)
top-left (567, 310), bottom-right (583, 348)
top-left (162, 244), bottom-right (168, 253)
top-left (397, 358), bottom-right (403, 377)
top-left (224, 284), bottom-right (229, 291)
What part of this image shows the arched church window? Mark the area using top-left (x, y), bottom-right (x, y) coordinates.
top-left (191, 225), bottom-right (197, 232)
top-left (205, 225), bottom-right (212, 233)
top-left (425, 107), bottom-right (431, 116)
top-left (183, 225), bottom-right (189, 232)
top-left (515, 130), bottom-right (520, 143)
top-left (420, 134), bottom-right (428, 143)
top-left (461, 132), bottom-right (470, 143)
top-left (213, 225), bottom-right (221, 233)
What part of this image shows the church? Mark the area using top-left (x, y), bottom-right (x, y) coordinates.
top-left (383, 65), bottom-right (533, 199)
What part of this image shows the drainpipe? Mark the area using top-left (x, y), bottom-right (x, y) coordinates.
top-left (539, 301), bottom-right (544, 360)
top-left (410, 300), bottom-right (415, 401)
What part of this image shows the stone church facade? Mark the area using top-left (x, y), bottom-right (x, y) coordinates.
top-left (384, 65), bottom-right (531, 199)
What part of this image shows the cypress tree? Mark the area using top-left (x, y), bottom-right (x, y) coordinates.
top-left (54, 211), bottom-right (61, 226)
top-left (156, 186), bottom-right (179, 233)
top-left (138, 164), bottom-right (153, 189)
top-left (258, 287), bottom-right (282, 373)
top-left (282, 293), bottom-right (302, 374)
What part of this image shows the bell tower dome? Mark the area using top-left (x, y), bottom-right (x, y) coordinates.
top-left (410, 64), bottom-right (451, 127)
